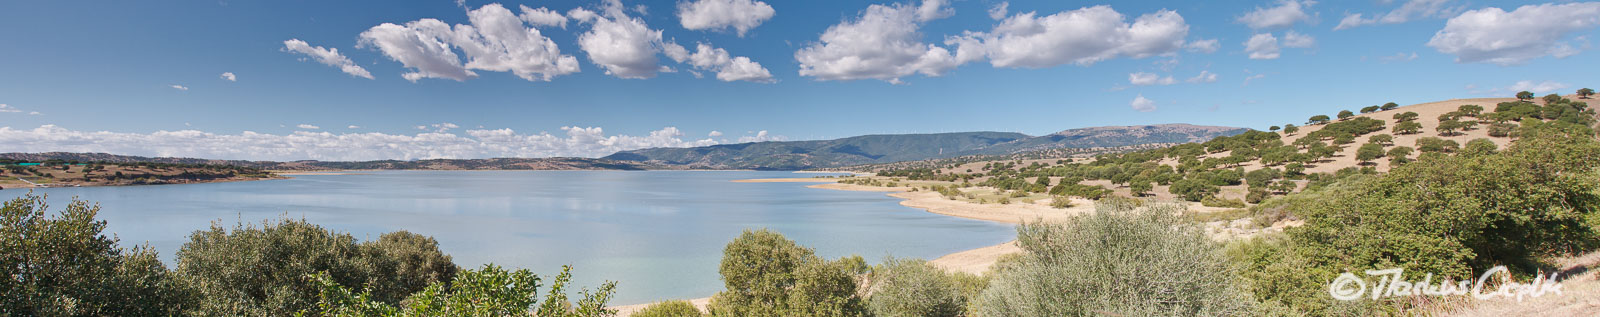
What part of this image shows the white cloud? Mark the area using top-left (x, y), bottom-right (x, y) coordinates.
top-left (1185, 38), bottom-right (1219, 53)
top-left (297, 124), bottom-right (320, 130)
top-left (1187, 70), bottom-right (1218, 83)
top-left (794, 0), bottom-right (964, 83)
top-left (220, 72), bottom-right (237, 82)
top-left (520, 5), bottom-right (569, 28)
top-left (1238, 0), bottom-right (1316, 29)
top-left (282, 39), bottom-right (375, 79)
top-left (708, 130), bottom-right (723, 137)
top-left (569, 1), bottom-right (669, 79)
top-left (1128, 72), bottom-right (1176, 86)
top-left (1335, 0), bottom-right (1457, 30)
top-left (1506, 80), bottom-right (1568, 94)
top-left (1130, 95), bottom-right (1157, 112)
top-left (0, 104), bottom-right (19, 113)
top-left (170, 84), bottom-right (190, 91)
top-left (1427, 2), bottom-right (1600, 66)
top-left (1244, 33), bottom-right (1280, 59)
top-left (31, 112), bottom-right (41, 116)
top-left (357, 4), bottom-right (580, 82)
top-left (1281, 30), bottom-right (1314, 48)
top-left (0, 125), bottom-right (729, 161)
top-left (737, 130), bottom-right (784, 142)
top-left (348, 125), bottom-right (362, 129)
top-left (677, 0), bottom-right (775, 37)
top-left (665, 42), bottom-right (775, 83)
top-left (1243, 71), bottom-right (1268, 86)
top-left (988, 2), bottom-right (1009, 20)
top-left (1378, 52), bottom-right (1419, 63)
top-left (954, 6), bottom-right (1191, 69)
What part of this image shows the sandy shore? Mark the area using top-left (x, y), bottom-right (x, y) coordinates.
top-left (730, 178), bottom-right (841, 183)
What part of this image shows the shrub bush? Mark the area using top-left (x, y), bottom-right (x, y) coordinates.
top-left (975, 203), bottom-right (1258, 316)
top-left (634, 300), bottom-right (703, 317)
top-left (707, 229), bottom-right (865, 317)
top-left (865, 258), bottom-right (966, 317)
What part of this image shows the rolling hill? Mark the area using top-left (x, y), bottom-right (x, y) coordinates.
top-left (604, 124), bottom-right (1247, 170)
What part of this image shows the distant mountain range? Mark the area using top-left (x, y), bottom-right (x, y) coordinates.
top-left (604, 124), bottom-right (1248, 170)
top-left (0, 153), bottom-right (665, 171)
top-left (4, 124), bottom-right (1246, 171)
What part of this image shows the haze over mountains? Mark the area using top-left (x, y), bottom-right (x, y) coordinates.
top-left (4, 124), bottom-right (1247, 171)
top-left (605, 124), bottom-right (1247, 169)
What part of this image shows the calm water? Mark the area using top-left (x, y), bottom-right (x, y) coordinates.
top-left (8, 171), bottom-right (1015, 305)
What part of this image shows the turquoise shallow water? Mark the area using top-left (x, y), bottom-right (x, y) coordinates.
top-left (6, 170), bottom-right (1015, 305)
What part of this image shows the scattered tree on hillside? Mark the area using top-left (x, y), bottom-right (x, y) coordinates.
top-left (1580, 88), bottom-right (1595, 99)
top-left (1387, 146), bottom-right (1414, 166)
top-left (1129, 180), bottom-right (1153, 197)
top-left (1269, 126), bottom-right (1280, 132)
top-left (1282, 124), bottom-right (1299, 134)
top-left (1457, 104), bottom-right (1483, 117)
top-left (1393, 121), bottom-right (1423, 135)
top-left (1416, 137), bottom-right (1459, 153)
top-left (1337, 110), bottom-right (1355, 120)
top-left (1436, 120), bottom-right (1464, 136)
top-left (1368, 134), bottom-right (1393, 146)
top-left (1356, 143), bottom-right (1384, 165)
top-left (1393, 111), bottom-right (1419, 122)
top-left (1543, 94), bottom-right (1563, 105)
top-left (1516, 91), bottom-right (1535, 101)
top-left (1360, 106), bottom-right (1380, 113)
top-left (1307, 115), bottom-right (1331, 125)
top-left (1488, 122), bottom-right (1519, 137)
top-left (1380, 102), bottom-right (1400, 111)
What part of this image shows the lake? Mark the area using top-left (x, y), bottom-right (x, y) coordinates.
top-left (6, 170), bottom-right (1016, 305)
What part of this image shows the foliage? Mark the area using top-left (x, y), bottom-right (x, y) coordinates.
top-left (1336, 110), bottom-right (1354, 120)
top-left (707, 229), bottom-right (865, 317)
top-left (633, 301), bottom-right (703, 317)
top-left (176, 218), bottom-right (458, 315)
top-left (1168, 178), bottom-right (1220, 202)
top-left (865, 258), bottom-right (969, 317)
top-left (1380, 102), bottom-right (1399, 111)
top-left (304, 264), bottom-right (616, 317)
top-left (1201, 196), bottom-right (1247, 208)
top-left (1414, 137), bottom-right (1459, 153)
top-left (0, 193), bottom-right (194, 316)
top-left (976, 203), bottom-right (1258, 316)
top-left (1355, 143), bottom-right (1384, 164)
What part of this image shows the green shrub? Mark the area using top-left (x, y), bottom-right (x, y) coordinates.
top-left (1048, 196), bottom-right (1072, 209)
top-left (176, 218), bottom-right (457, 315)
top-left (306, 264), bottom-right (615, 317)
top-left (707, 229), bottom-right (864, 317)
top-left (633, 300), bottom-right (702, 317)
top-left (0, 193), bottom-right (194, 316)
top-left (865, 258), bottom-right (966, 317)
top-left (976, 203), bottom-right (1258, 316)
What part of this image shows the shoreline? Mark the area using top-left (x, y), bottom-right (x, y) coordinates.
top-left (615, 178), bottom-right (1058, 314)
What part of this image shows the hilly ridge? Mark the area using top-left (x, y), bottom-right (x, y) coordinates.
top-left (605, 124), bottom-right (1247, 170)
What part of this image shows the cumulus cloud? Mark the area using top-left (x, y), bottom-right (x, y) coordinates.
top-left (282, 39), bottom-right (375, 79)
top-left (220, 72), bottom-right (237, 82)
top-left (1245, 33), bottom-right (1281, 59)
top-left (794, 0), bottom-right (963, 83)
top-left (571, 0), bottom-right (772, 82)
top-left (1187, 70), bottom-right (1218, 83)
top-left (1185, 38), bottom-right (1219, 53)
top-left (1507, 80), bottom-right (1568, 94)
top-left (296, 124), bottom-right (320, 130)
top-left (677, 0), bottom-right (775, 36)
top-left (1426, 2), bottom-right (1600, 66)
top-left (0, 104), bottom-right (20, 113)
top-left (988, 2), bottom-right (1008, 20)
top-left (1129, 72), bottom-right (1176, 86)
top-left (348, 125), bottom-right (362, 129)
top-left (170, 84), bottom-right (189, 91)
top-left (1238, 0), bottom-right (1316, 29)
top-left (357, 3), bottom-right (580, 82)
top-left (737, 130), bottom-right (784, 142)
top-left (1335, 0), bottom-right (1457, 30)
top-left (1130, 95), bottom-right (1157, 112)
top-left (953, 5), bottom-right (1192, 70)
top-left (1281, 30), bottom-right (1315, 48)
top-left (708, 130), bottom-right (723, 137)
top-left (0, 125), bottom-right (728, 161)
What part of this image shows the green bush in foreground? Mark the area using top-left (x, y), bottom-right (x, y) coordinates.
top-left (176, 218), bottom-right (458, 315)
top-left (0, 193), bottom-right (193, 316)
top-left (865, 258), bottom-right (969, 317)
top-left (707, 229), bottom-right (865, 317)
top-left (976, 202), bottom-right (1259, 316)
top-left (305, 264), bottom-right (616, 317)
top-left (633, 300), bottom-right (702, 317)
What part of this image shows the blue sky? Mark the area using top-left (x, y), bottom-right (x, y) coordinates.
top-left (1, 0), bottom-right (1597, 160)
